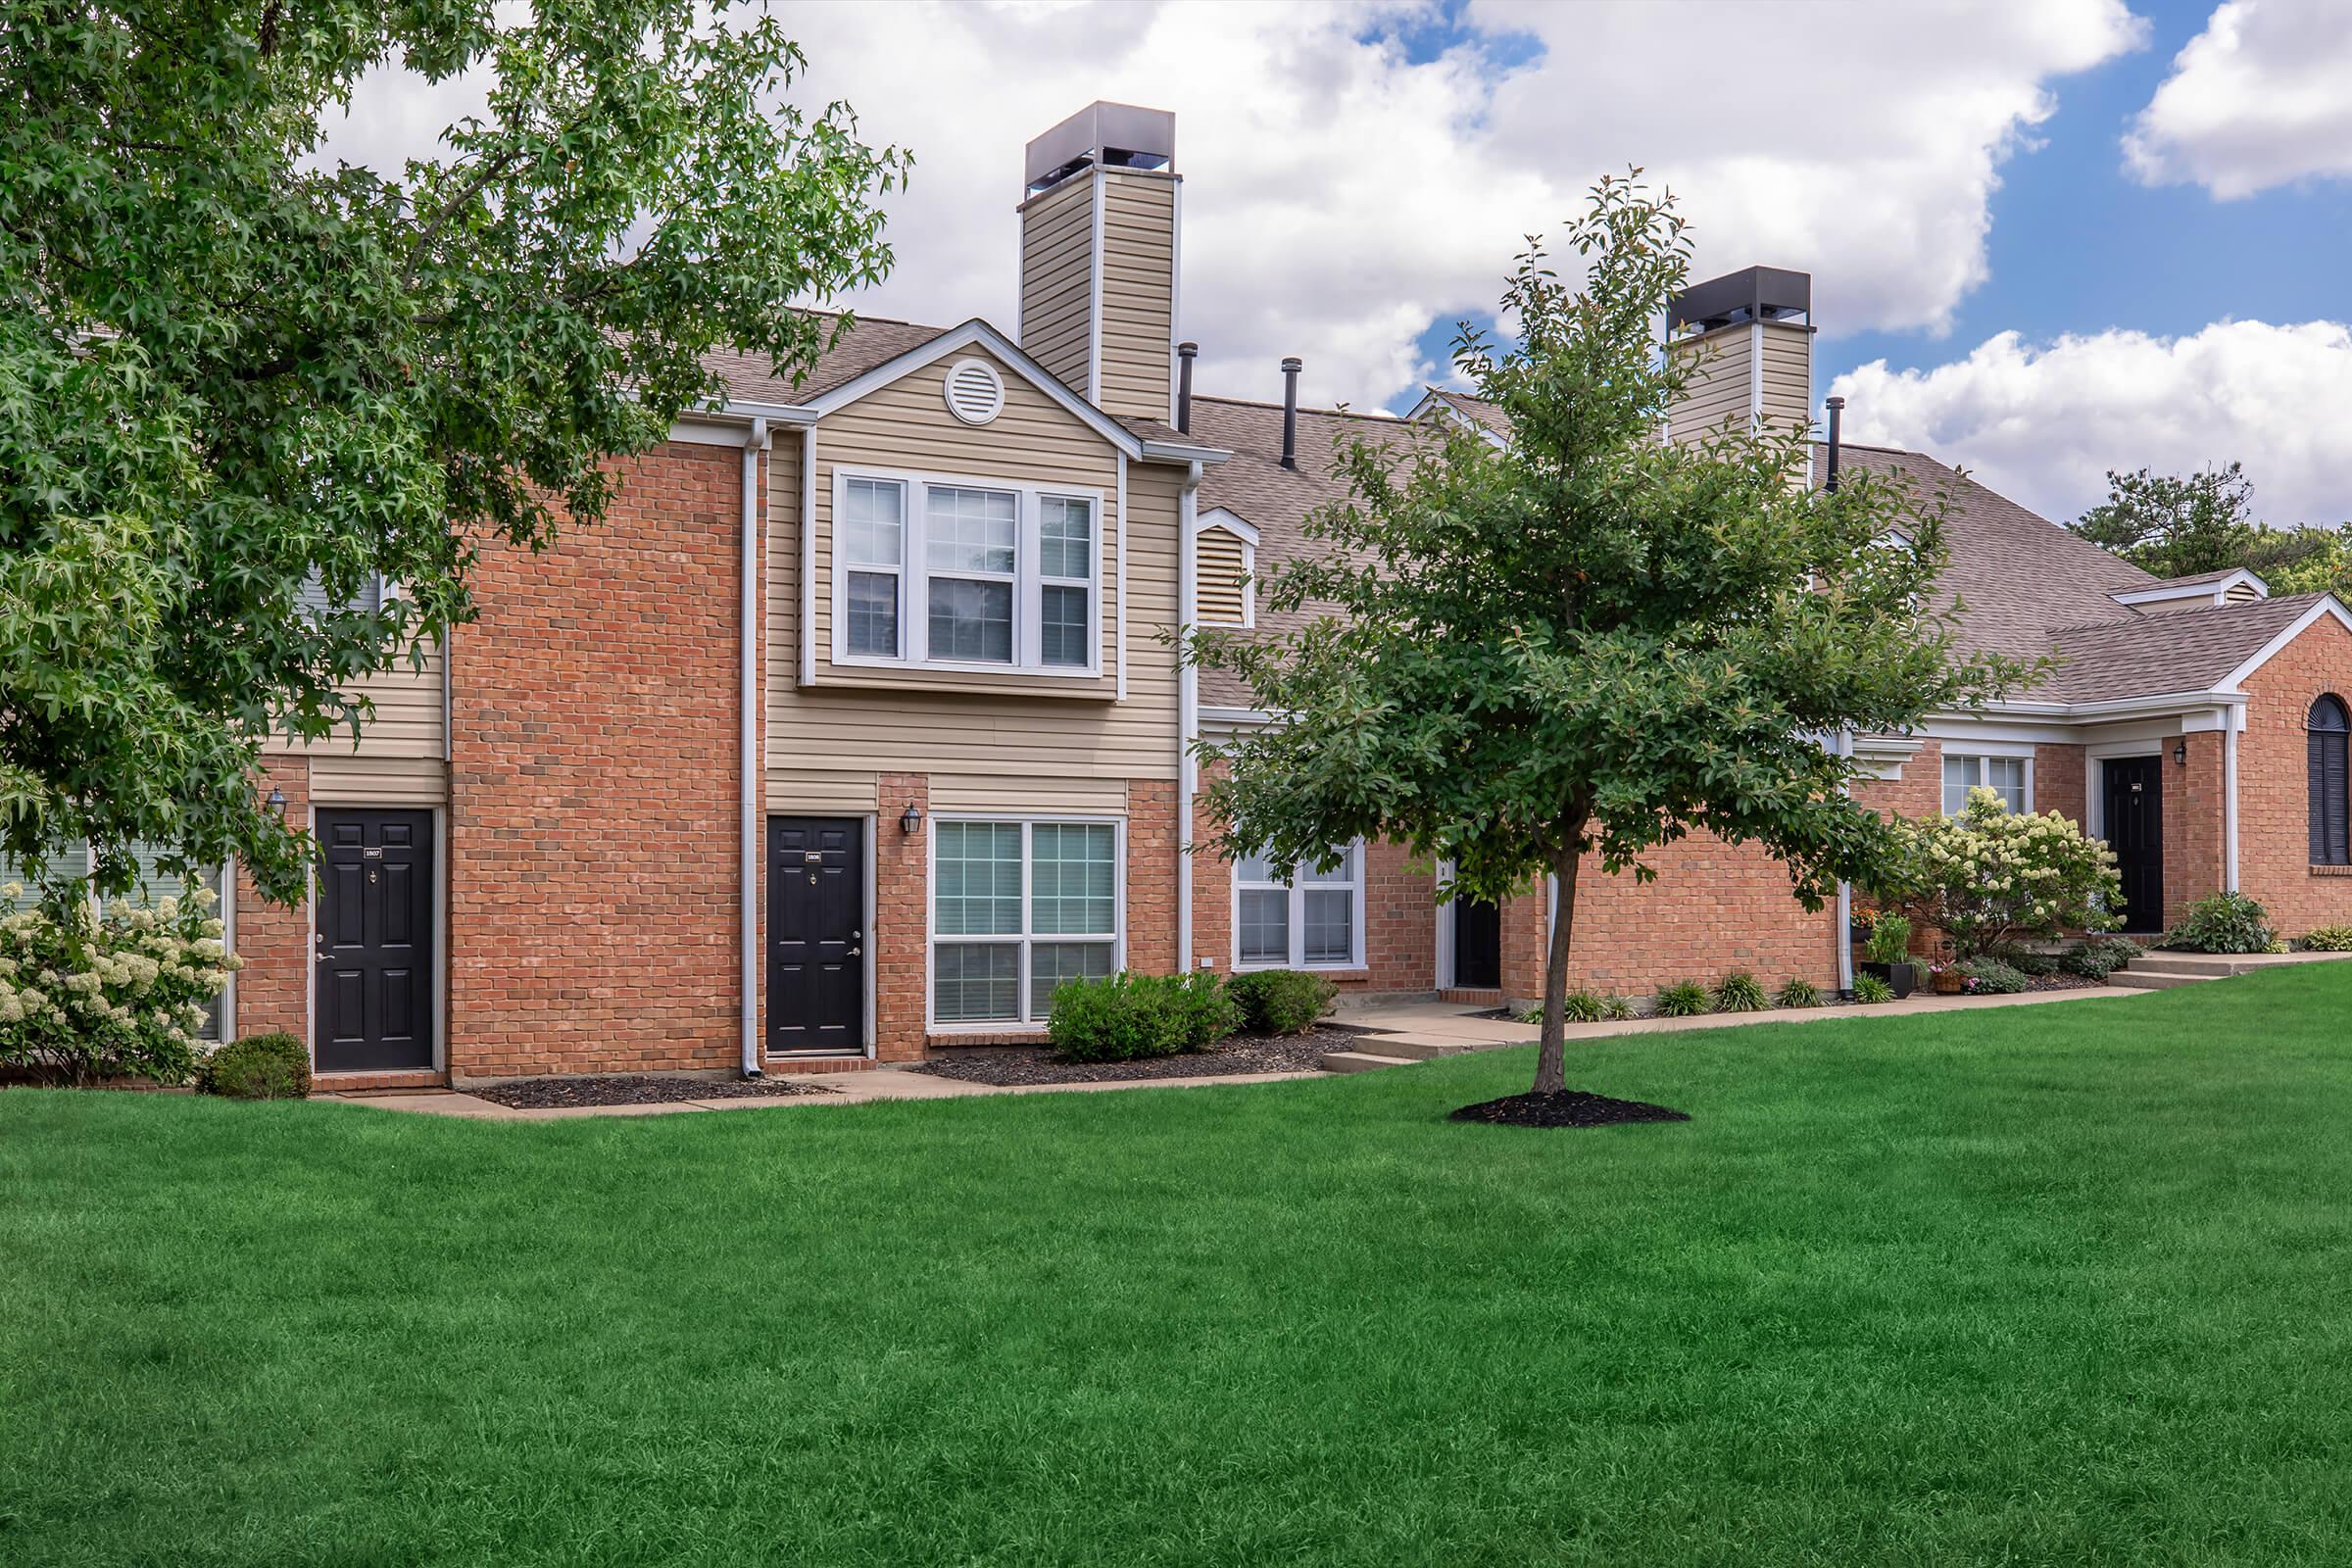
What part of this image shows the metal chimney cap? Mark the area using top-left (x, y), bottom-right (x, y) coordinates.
top-left (1177, 341), bottom-right (1199, 357)
top-left (1667, 265), bottom-right (1812, 334)
top-left (1281, 356), bottom-right (1303, 372)
top-left (1024, 102), bottom-right (1175, 194)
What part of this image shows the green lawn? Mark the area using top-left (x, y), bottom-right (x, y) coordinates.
top-left (9, 968), bottom-right (2352, 1566)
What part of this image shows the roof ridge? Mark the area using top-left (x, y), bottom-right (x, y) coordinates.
top-left (2046, 590), bottom-right (2323, 639)
top-left (1191, 392), bottom-right (1400, 421)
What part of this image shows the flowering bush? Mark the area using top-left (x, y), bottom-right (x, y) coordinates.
top-left (1886, 787), bottom-right (2124, 959)
top-left (0, 881), bottom-right (241, 1086)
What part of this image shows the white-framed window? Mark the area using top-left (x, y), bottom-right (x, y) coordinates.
top-left (1, 843), bottom-right (229, 1039)
top-left (1234, 841), bottom-right (1364, 970)
top-left (929, 816), bottom-right (1123, 1026)
top-left (830, 466), bottom-right (1102, 675)
top-left (1942, 754), bottom-right (2030, 815)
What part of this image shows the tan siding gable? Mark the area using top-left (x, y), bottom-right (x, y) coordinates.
top-left (1096, 172), bottom-right (1175, 422)
top-left (1197, 526), bottom-right (1248, 625)
top-left (1019, 176), bottom-right (1094, 397)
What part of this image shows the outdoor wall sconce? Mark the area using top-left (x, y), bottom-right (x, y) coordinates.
top-left (266, 788), bottom-right (286, 814)
top-left (2173, 740), bottom-right (2189, 766)
top-left (900, 804), bottom-right (924, 835)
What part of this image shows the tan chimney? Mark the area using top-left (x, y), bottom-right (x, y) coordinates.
top-left (1017, 102), bottom-right (1180, 422)
top-left (1664, 266), bottom-right (1814, 446)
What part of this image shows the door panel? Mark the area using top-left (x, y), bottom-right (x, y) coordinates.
top-left (1454, 897), bottom-right (1502, 990)
top-left (314, 808), bottom-right (436, 1072)
top-left (768, 817), bottom-right (865, 1053)
top-left (2102, 758), bottom-right (2165, 934)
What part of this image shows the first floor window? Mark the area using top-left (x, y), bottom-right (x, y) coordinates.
top-left (932, 818), bottom-right (1119, 1024)
top-left (1234, 842), bottom-right (1361, 969)
top-left (2312, 695), bottom-right (2350, 865)
top-left (1943, 754), bottom-right (2027, 815)
top-left (1, 844), bottom-right (227, 1039)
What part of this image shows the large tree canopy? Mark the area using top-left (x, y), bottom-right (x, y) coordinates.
top-left (1192, 175), bottom-right (2041, 1100)
top-left (0, 0), bottom-right (901, 903)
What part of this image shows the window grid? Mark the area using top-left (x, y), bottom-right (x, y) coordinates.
top-left (1942, 755), bottom-right (2029, 816)
top-left (2311, 696), bottom-right (2350, 866)
top-left (841, 479), bottom-right (906, 658)
top-left (1233, 843), bottom-right (1361, 970)
top-left (930, 818), bottom-right (1121, 1027)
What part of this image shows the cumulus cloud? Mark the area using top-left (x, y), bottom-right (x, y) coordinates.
top-left (1828, 319), bottom-right (2352, 527)
top-left (319, 0), bottom-right (2142, 412)
top-left (2125, 0), bottom-right (2352, 199)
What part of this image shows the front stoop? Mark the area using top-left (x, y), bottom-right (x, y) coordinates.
top-left (1319, 1050), bottom-right (1419, 1075)
top-left (2112, 953), bottom-right (2281, 989)
top-left (314, 1068), bottom-right (448, 1093)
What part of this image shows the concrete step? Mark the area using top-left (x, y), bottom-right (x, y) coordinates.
top-left (1350, 1033), bottom-right (1481, 1061)
top-left (1318, 1051), bottom-right (1417, 1075)
top-left (2109, 969), bottom-right (2209, 990)
top-left (2126, 952), bottom-right (2259, 978)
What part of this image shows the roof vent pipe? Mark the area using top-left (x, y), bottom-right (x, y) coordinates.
top-left (1824, 395), bottom-right (1844, 494)
top-left (1176, 341), bottom-right (1198, 433)
top-left (1280, 357), bottom-right (1302, 469)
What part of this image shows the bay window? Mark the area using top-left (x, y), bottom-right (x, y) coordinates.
top-left (931, 817), bottom-right (1120, 1025)
top-left (1942, 754), bottom-right (2028, 815)
top-left (1234, 842), bottom-right (1363, 970)
top-left (831, 468), bottom-right (1101, 674)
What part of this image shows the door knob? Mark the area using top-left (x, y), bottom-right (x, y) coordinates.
top-left (846, 946), bottom-right (860, 956)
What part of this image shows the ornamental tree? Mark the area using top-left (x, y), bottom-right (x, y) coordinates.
top-left (1885, 787), bottom-right (2124, 958)
top-left (1, 1), bottom-right (902, 905)
top-left (1191, 174), bottom-right (2042, 1102)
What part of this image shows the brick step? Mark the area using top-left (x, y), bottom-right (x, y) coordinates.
top-left (1351, 1034), bottom-right (1479, 1061)
top-left (1438, 988), bottom-right (1503, 1006)
top-left (1319, 1051), bottom-right (1417, 1075)
top-left (2109, 969), bottom-right (2208, 990)
top-left (314, 1069), bottom-right (447, 1092)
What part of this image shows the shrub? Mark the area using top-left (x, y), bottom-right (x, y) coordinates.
top-left (1851, 974), bottom-right (1894, 1004)
top-left (1884, 789), bottom-right (2124, 957)
top-left (1651, 979), bottom-right (1710, 1017)
top-left (198, 1032), bottom-right (312, 1100)
top-left (1520, 989), bottom-right (1636, 1025)
top-left (1960, 956), bottom-right (2030, 994)
top-left (2167, 892), bottom-right (2277, 955)
top-left (1711, 970), bottom-right (1771, 1013)
top-left (1996, 947), bottom-right (2060, 977)
top-left (1048, 971), bottom-right (1235, 1062)
top-left (1225, 968), bottom-right (1336, 1036)
top-left (2303, 924), bottom-right (2352, 953)
top-left (0, 879), bottom-right (240, 1087)
top-left (1775, 978), bottom-right (1823, 1008)
top-left (2063, 936), bottom-right (2142, 980)
top-left (1862, 914), bottom-right (1913, 966)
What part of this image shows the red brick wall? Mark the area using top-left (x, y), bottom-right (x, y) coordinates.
top-left (448, 441), bottom-right (748, 1080)
top-left (875, 772), bottom-right (928, 1061)
top-left (2163, 732), bottom-right (2227, 928)
top-left (1127, 779), bottom-right (1179, 977)
top-left (232, 757), bottom-right (311, 1042)
top-left (2035, 743), bottom-right (2087, 828)
top-left (2235, 612), bottom-right (2352, 936)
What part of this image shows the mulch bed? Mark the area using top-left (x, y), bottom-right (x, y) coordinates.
top-left (912, 1028), bottom-right (1348, 1087)
top-left (468, 1075), bottom-right (836, 1109)
top-left (2021, 972), bottom-right (2105, 993)
top-left (1448, 1090), bottom-right (1691, 1129)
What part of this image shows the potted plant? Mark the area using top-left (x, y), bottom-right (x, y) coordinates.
top-left (1927, 958), bottom-right (1966, 995)
top-left (1858, 913), bottom-right (1919, 999)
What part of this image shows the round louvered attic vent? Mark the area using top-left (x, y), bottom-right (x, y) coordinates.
top-left (944, 358), bottom-right (1005, 425)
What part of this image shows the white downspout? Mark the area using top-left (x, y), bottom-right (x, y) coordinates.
top-left (1177, 460), bottom-right (1202, 975)
top-left (1835, 729), bottom-right (1855, 997)
top-left (741, 416), bottom-right (769, 1077)
top-left (2225, 708), bottom-right (2241, 894)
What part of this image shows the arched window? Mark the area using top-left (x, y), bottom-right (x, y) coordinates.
top-left (2311, 696), bottom-right (2350, 865)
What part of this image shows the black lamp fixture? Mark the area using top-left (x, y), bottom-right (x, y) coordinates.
top-left (266, 787), bottom-right (286, 813)
top-left (2173, 740), bottom-right (2189, 766)
top-left (900, 803), bottom-right (924, 835)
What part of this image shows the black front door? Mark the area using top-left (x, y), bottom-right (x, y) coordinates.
top-left (768, 817), bottom-right (863, 1053)
top-left (315, 808), bottom-right (436, 1072)
top-left (1454, 896), bottom-right (1502, 989)
top-left (2103, 757), bottom-right (2165, 934)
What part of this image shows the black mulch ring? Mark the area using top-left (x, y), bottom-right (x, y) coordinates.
top-left (912, 1028), bottom-right (1348, 1087)
top-left (1448, 1090), bottom-right (1691, 1129)
top-left (469, 1075), bottom-right (836, 1109)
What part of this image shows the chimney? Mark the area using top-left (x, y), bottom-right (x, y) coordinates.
top-left (1280, 357), bottom-right (1301, 469)
top-left (1176, 341), bottom-right (1197, 432)
top-left (1824, 395), bottom-right (1844, 492)
top-left (1663, 266), bottom-right (1814, 448)
top-left (1017, 102), bottom-right (1181, 422)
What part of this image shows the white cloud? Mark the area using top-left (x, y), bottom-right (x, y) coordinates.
top-left (1828, 319), bottom-right (2352, 527)
top-left (319, 0), bottom-right (2144, 411)
top-left (2125, 0), bottom-right (2352, 199)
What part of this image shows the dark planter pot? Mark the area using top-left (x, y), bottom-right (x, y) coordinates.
top-left (1859, 960), bottom-right (1918, 999)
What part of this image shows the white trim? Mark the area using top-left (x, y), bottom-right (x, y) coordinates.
top-left (1087, 170), bottom-right (1105, 405)
top-left (2218, 596), bottom-right (2352, 691)
top-left (1193, 506), bottom-right (1259, 630)
top-left (1177, 461), bottom-right (1202, 975)
top-left (739, 418), bottom-right (767, 1078)
top-left (1231, 840), bottom-right (1366, 973)
top-left (1196, 506), bottom-right (1260, 547)
top-left (1433, 858), bottom-right (1456, 990)
top-left (792, 319), bottom-right (1147, 458)
top-left (2082, 742), bottom-right (2167, 841)
top-left (431, 804), bottom-right (447, 1074)
top-left (1747, 320), bottom-right (1764, 426)
top-left (1140, 437), bottom-right (1233, 465)
top-left (1115, 453), bottom-right (1129, 701)
top-left (862, 814), bottom-right (878, 1053)
top-left (1938, 749), bottom-right (2034, 816)
top-left (2226, 705), bottom-right (2241, 893)
top-left (827, 463), bottom-right (1105, 679)
top-left (218, 858), bottom-right (237, 1043)
top-left (924, 812), bottom-right (1128, 1033)
top-left (797, 425), bottom-right (817, 688)
top-left (2112, 567), bottom-right (2269, 609)
top-left (1850, 731), bottom-right (1924, 781)
top-left (1168, 176), bottom-right (1184, 417)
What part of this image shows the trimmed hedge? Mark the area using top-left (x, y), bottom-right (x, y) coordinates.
top-left (1047, 972), bottom-right (1238, 1063)
top-left (198, 1032), bottom-right (312, 1100)
top-left (1226, 969), bottom-right (1336, 1036)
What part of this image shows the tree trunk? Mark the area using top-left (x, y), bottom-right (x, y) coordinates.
top-left (1530, 830), bottom-right (1587, 1096)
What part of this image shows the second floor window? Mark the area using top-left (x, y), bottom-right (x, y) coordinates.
top-left (831, 469), bottom-right (1100, 674)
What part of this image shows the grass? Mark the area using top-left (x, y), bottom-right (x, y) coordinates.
top-left (9, 967), bottom-right (2352, 1565)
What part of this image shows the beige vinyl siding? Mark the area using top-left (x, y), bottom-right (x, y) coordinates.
top-left (1197, 525), bottom-right (1248, 625)
top-left (311, 755), bottom-right (449, 806)
top-left (1018, 176), bottom-right (1095, 397)
top-left (1667, 325), bottom-right (1753, 443)
top-left (1756, 319), bottom-right (1812, 436)
top-left (765, 350), bottom-right (1183, 785)
top-left (1096, 171), bottom-right (1176, 423)
top-left (765, 767), bottom-right (880, 814)
top-left (273, 642), bottom-right (446, 760)
top-left (930, 774), bottom-right (1128, 813)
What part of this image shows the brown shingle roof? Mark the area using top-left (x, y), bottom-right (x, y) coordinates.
top-left (702, 313), bottom-right (953, 405)
top-left (2041, 593), bottom-right (2326, 701)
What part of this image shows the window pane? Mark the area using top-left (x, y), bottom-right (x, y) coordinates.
top-left (1303, 888), bottom-right (1354, 965)
top-left (1298, 845), bottom-right (1356, 885)
top-left (1236, 851), bottom-right (1286, 885)
top-left (1041, 497), bottom-right (1091, 579)
top-left (933, 943), bottom-right (1018, 1023)
top-left (925, 487), bottom-right (1016, 573)
top-left (1239, 888), bottom-right (1290, 964)
top-left (1941, 756), bottom-right (1974, 815)
top-left (843, 479), bottom-right (904, 566)
top-left (934, 821), bottom-right (1023, 935)
top-left (0, 843), bottom-right (90, 910)
top-left (1032, 823), bottom-right (1115, 935)
top-left (928, 578), bottom-right (1014, 662)
top-left (846, 571), bottom-right (899, 657)
top-left (1985, 757), bottom-right (2026, 811)
top-left (1041, 584), bottom-right (1088, 667)
top-left (1030, 941), bottom-right (1114, 1019)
